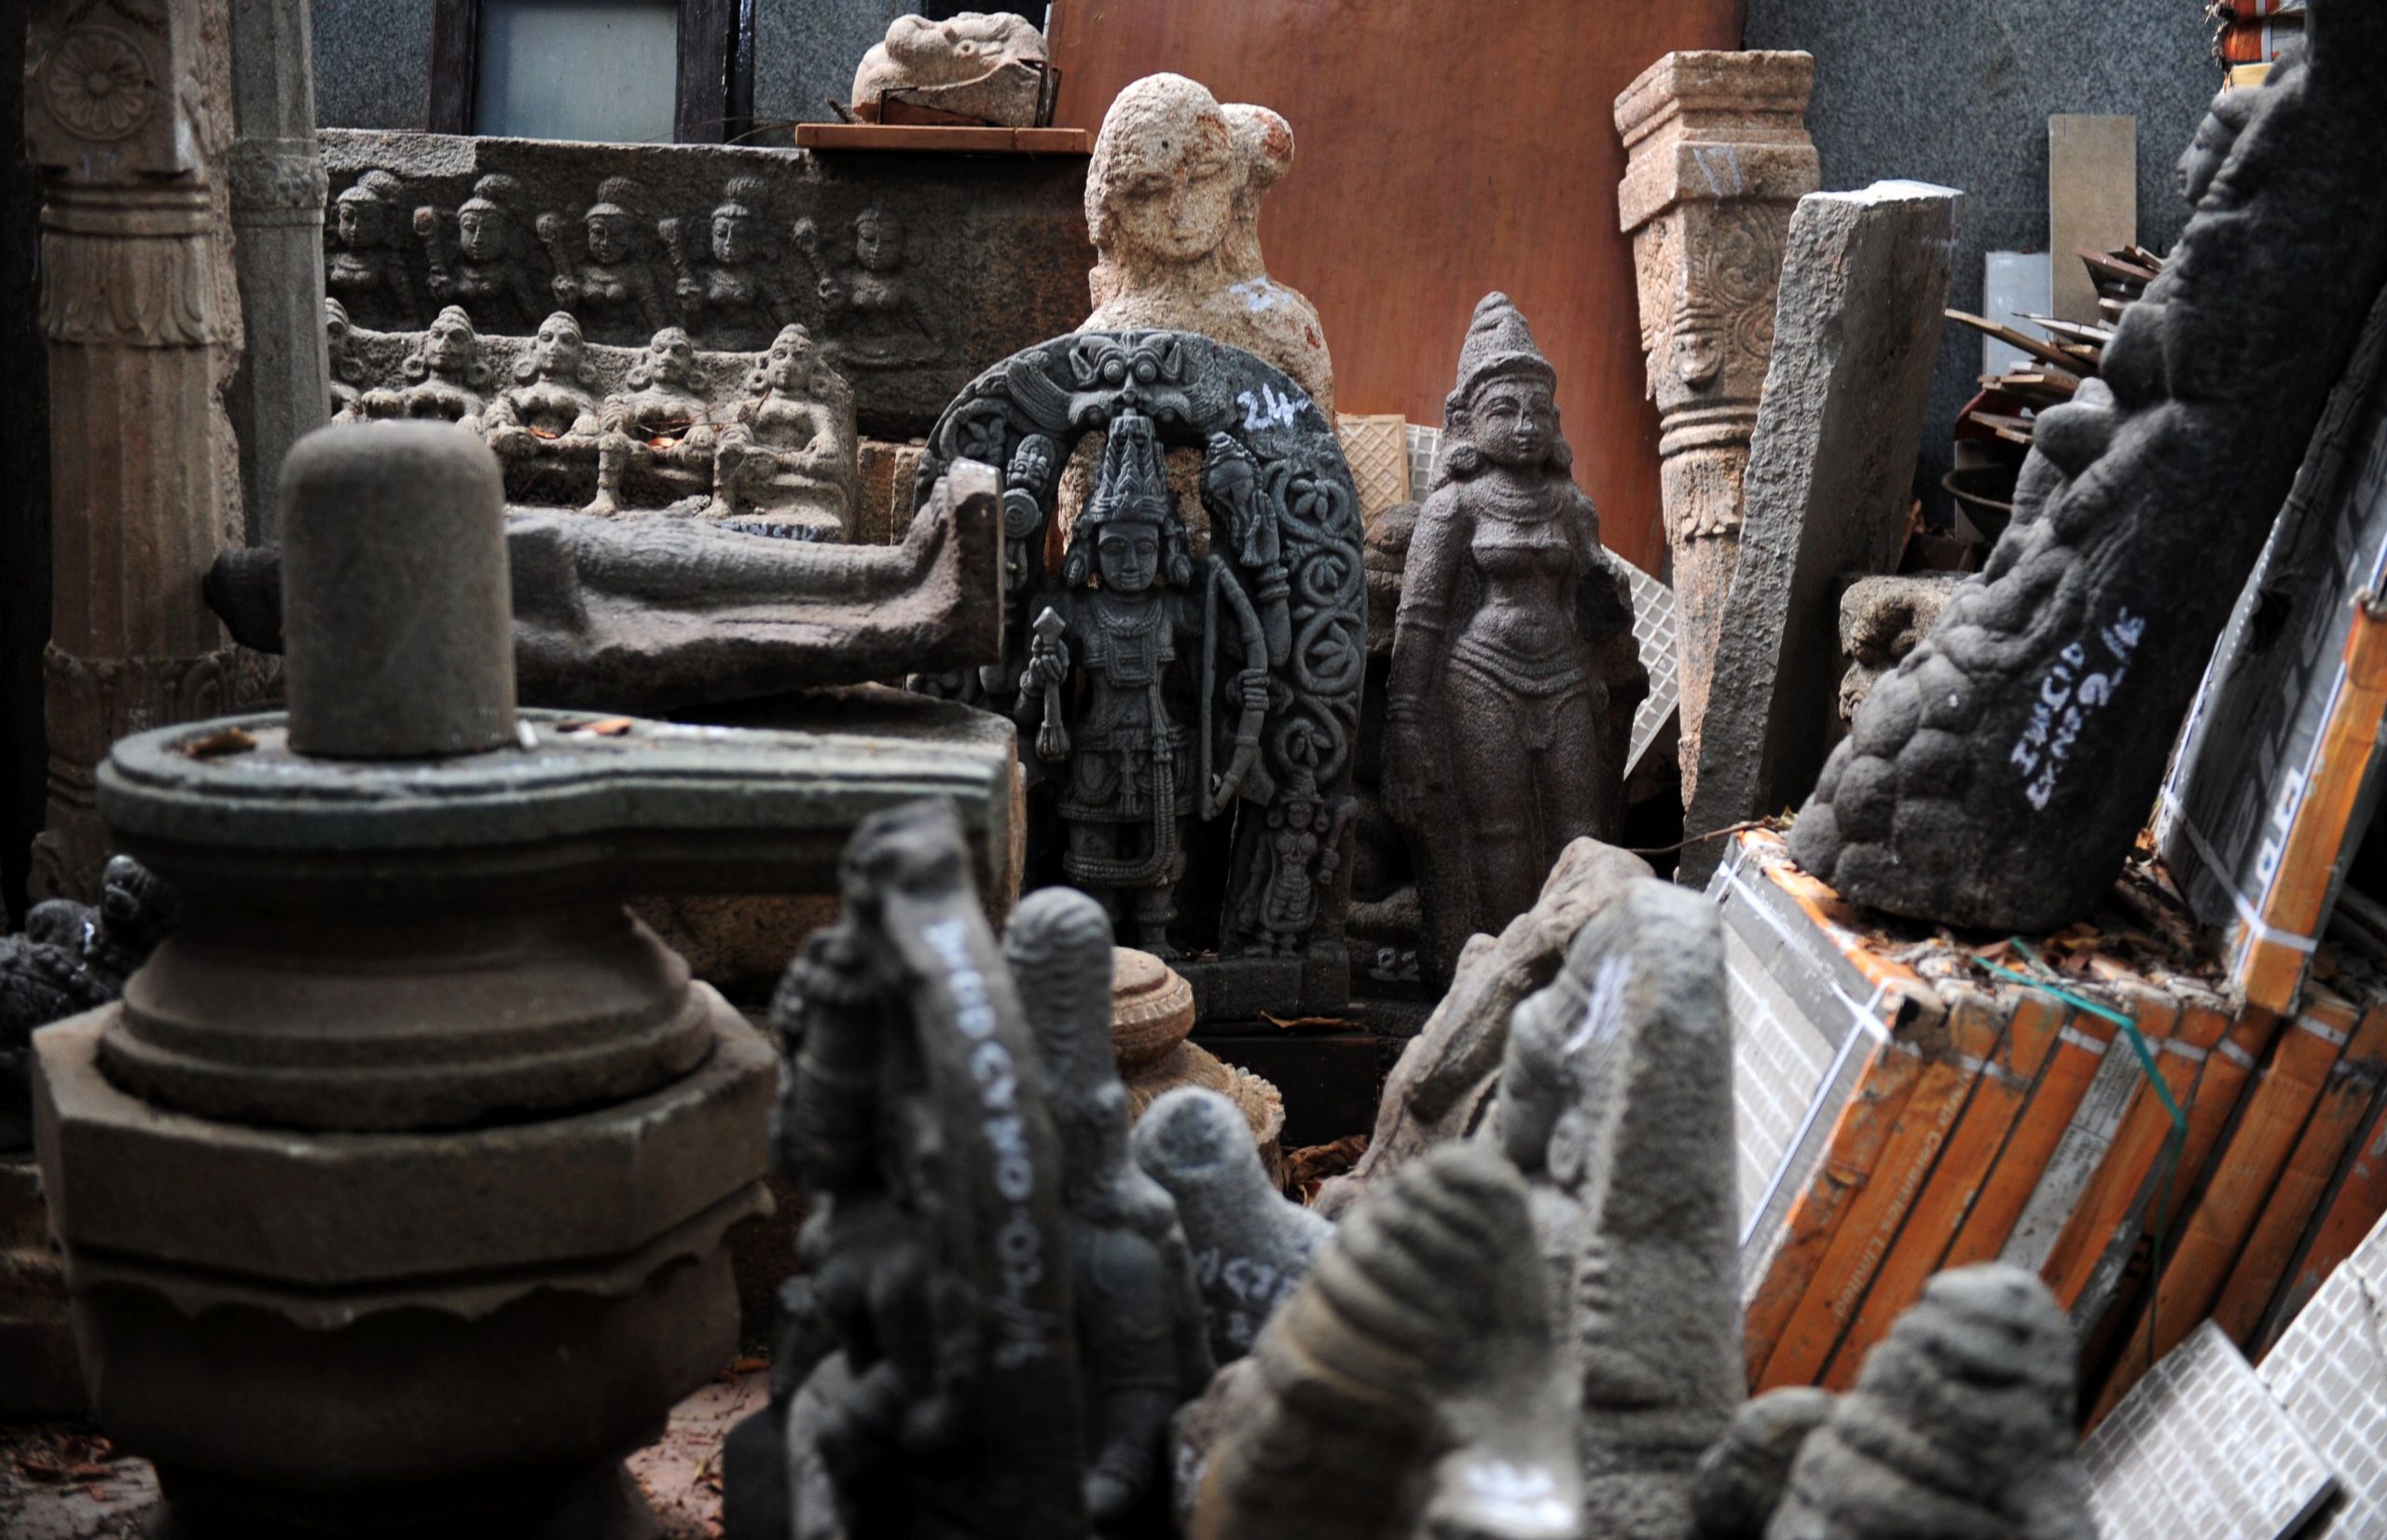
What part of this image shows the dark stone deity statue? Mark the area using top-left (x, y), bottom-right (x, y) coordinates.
top-left (413, 172), bottom-right (547, 336)
top-left (323, 168), bottom-right (414, 328)
top-left (1385, 294), bottom-right (1646, 982)
top-left (1791, 3), bottom-right (2387, 930)
top-left (1, 856), bottom-right (177, 1147)
top-left (662, 176), bottom-right (800, 351)
top-left (728, 800), bottom-right (1209, 1540)
top-left (914, 331), bottom-right (1365, 978)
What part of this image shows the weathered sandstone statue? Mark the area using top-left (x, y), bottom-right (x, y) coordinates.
top-left (706, 323), bottom-right (859, 540)
top-left (1614, 51), bottom-right (1818, 806)
top-left (1083, 73), bottom-right (1332, 417)
top-left (1132, 1085), bottom-right (1329, 1366)
top-left (850, 11), bottom-right (1050, 128)
top-left (360, 302), bottom-right (490, 424)
top-left (1691, 1265), bottom-right (2096, 1540)
top-left (1385, 296), bottom-right (1646, 983)
top-left (1793, 5), bottom-right (2387, 930)
top-left (1315, 836), bottom-right (1651, 1218)
top-left (481, 309), bottom-right (605, 503)
top-left (1111, 948), bottom-right (1286, 1174)
top-left (1184, 1142), bottom-right (1584, 1540)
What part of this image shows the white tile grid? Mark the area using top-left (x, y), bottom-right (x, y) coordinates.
top-left (2084, 1320), bottom-right (2338, 1540)
top-left (1724, 942), bottom-right (1838, 1226)
top-left (1404, 424), bottom-right (1681, 767)
top-left (2260, 1205), bottom-right (2387, 1537)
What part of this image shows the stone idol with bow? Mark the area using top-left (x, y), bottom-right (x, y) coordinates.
top-left (915, 331), bottom-right (1366, 1011)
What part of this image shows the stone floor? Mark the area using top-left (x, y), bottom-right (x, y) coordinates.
top-left (0, 1362), bottom-right (769, 1539)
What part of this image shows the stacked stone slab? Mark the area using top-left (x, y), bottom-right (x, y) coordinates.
top-left (1682, 182), bottom-right (1961, 885)
top-left (1615, 51), bottom-right (1820, 812)
top-left (30, 423), bottom-right (1014, 1535)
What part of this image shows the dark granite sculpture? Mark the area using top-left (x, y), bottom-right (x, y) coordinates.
top-left (1491, 880), bottom-right (1741, 1539)
top-left (1791, 4), bottom-right (2387, 931)
top-left (1183, 1142), bottom-right (1583, 1540)
top-left (738, 801), bottom-right (1211, 1538)
top-left (1131, 1084), bottom-right (1330, 1365)
top-left (0, 856), bottom-right (176, 1148)
top-left (324, 167), bottom-right (414, 326)
top-left (414, 172), bottom-right (547, 335)
top-left (914, 330), bottom-right (1365, 1006)
top-left (1386, 295), bottom-right (1646, 983)
top-left (1690, 1265), bottom-right (2094, 1540)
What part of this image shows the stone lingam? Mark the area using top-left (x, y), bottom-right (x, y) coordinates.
top-left (30, 422), bottom-right (1012, 1537)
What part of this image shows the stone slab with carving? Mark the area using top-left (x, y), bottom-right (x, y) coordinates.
top-left (911, 329), bottom-right (1364, 1014)
top-left (1681, 182), bottom-right (1960, 886)
top-left (1836, 574), bottom-right (1960, 729)
top-left (1792, 4), bottom-right (2387, 931)
top-left (850, 11), bottom-right (1050, 128)
top-left (320, 130), bottom-right (1092, 436)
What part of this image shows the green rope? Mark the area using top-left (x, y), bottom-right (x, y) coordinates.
top-left (1984, 938), bottom-right (2188, 1381)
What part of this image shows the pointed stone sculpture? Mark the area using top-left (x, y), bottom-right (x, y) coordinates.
top-left (1186, 1142), bottom-right (1585, 1540)
top-left (1614, 50), bottom-right (1819, 810)
top-left (24, 0), bottom-right (245, 901)
top-left (1132, 1084), bottom-right (1329, 1366)
top-left (1792, 3), bottom-right (2387, 930)
top-left (1384, 295), bottom-right (1647, 983)
top-left (1690, 1264), bottom-right (2096, 1540)
top-left (1488, 878), bottom-right (1743, 1538)
top-left (735, 804), bottom-right (1217, 1539)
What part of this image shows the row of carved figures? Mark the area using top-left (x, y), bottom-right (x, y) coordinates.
top-left (327, 170), bottom-right (939, 361)
top-left (324, 299), bottom-right (859, 540)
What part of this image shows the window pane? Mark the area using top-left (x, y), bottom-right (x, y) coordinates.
top-left (476, 0), bottom-right (678, 143)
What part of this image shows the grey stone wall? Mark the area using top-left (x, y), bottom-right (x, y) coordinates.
top-left (1743, 0), bottom-right (2216, 520)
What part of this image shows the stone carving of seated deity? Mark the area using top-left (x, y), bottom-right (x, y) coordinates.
top-left (414, 173), bottom-right (546, 337)
top-left (484, 311), bottom-right (605, 504)
top-left (360, 305), bottom-right (490, 428)
top-left (659, 177), bottom-right (796, 351)
top-left (538, 177), bottom-right (669, 345)
top-left (586, 326), bottom-right (718, 516)
top-left (794, 205), bottom-right (941, 372)
top-left (705, 323), bottom-right (857, 541)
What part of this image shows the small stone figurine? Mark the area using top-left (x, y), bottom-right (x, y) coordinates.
top-left (1, 856), bottom-right (177, 1144)
top-left (414, 172), bottom-right (546, 336)
top-left (706, 323), bottom-right (856, 540)
top-left (585, 326), bottom-right (716, 516)
top-left (483, 311), bottom-right (605, 503)
top-left (1385, 294), bottom-right (1646, 982)
top-left (360, 304), bottom-right (490, 426)
top-left (660, 176), bottom-right (799, 350)
top-left (539, 176), bottom-right (669, 344)
top-left (796, 205), bottom-right (942, 371)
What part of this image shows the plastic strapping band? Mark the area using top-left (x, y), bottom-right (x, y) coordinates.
top-left (2156, 785), bottom-right (2324, 956)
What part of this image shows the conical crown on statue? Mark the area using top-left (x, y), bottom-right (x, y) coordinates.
top-left (1453, 291), bottom-right (1557, 401)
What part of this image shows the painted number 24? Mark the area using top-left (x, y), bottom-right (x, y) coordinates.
top-left (1237, 386), bottom-right (1304, 432)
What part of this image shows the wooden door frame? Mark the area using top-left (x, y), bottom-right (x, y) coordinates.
top-left (427, 0), bottom-right (752, 143)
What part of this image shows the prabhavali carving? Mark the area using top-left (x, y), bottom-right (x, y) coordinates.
top-left (912, 331), bottom-right (1365, 968)
top-left (316, 131), bottom-right (1095, 437)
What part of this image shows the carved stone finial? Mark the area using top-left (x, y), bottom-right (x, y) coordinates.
top-left (1613, 49), bottom-right (1818, 811)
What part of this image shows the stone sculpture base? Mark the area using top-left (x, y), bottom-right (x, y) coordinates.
top-left (0, 1152), bottom-right (83, 1420)
top-left (34, 1010), bottom-right (771, 1534)
top-left (1112, 948), bottom-right (1286, 1181)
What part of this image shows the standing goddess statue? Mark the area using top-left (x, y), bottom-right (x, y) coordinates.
top-left (1384, 293), bottom-right (1646, 980)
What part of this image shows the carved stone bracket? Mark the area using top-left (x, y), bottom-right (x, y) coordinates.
top-left (1615, 50), bottom-right (1817, 804)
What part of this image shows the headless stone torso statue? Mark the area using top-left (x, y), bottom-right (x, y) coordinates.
top-left (1386, 295), bottom-right (1645, 983)
top-left (1021, 412), bottom-right (1271, 955)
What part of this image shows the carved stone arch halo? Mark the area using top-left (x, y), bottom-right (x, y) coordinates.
top-left (914, 329), bottom-right (1366, 969)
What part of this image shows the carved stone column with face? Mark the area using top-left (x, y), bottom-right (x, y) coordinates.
top-left (23, 0), bottom-right (244, 902)
top-left (1614, 51), bottom-right (1817, 807)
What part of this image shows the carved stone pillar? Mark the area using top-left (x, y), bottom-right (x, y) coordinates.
top-left (227, 0), bottom-right (329, 542)
top-left (23, 0), bottom-right (243, 903)
top-left (1615, 51), bottom-right (1817, 807)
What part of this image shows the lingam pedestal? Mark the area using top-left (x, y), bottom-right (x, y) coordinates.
top-left (29, 422), bottom-right (1006, 1536)
top-left (1111, 947), bottom-right (1285, 1182)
